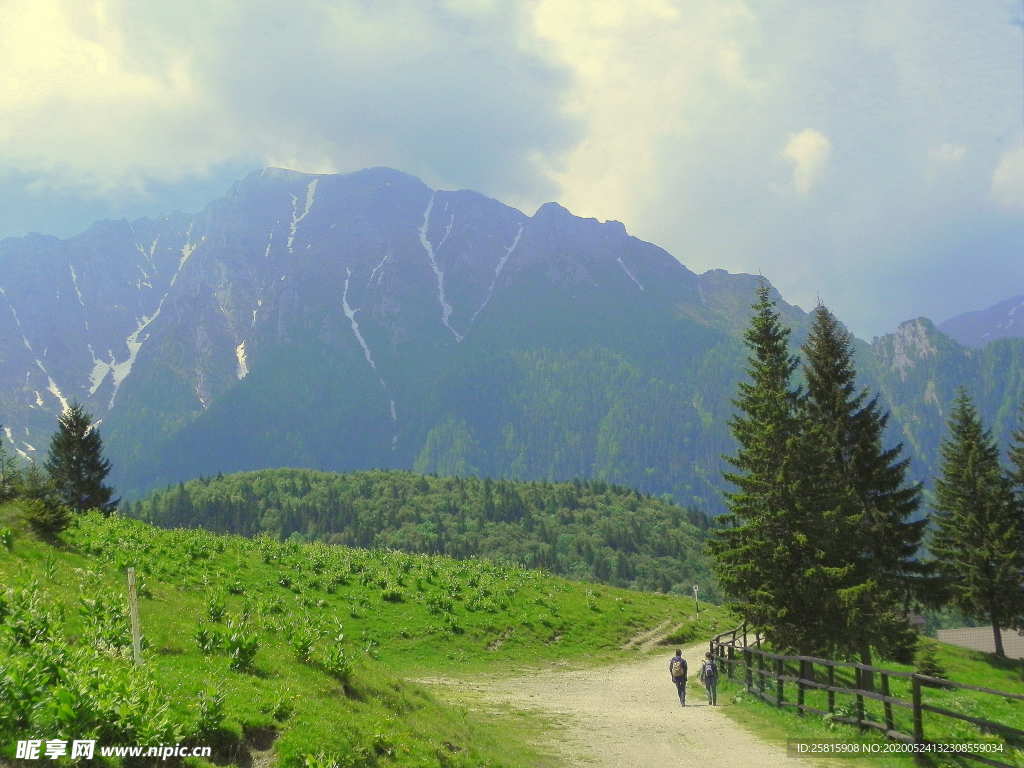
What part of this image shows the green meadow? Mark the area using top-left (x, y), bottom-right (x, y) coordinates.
top-left (0, 502), bottom-right (716, 766)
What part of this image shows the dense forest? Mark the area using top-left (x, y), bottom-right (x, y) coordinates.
top-left (124, 468), bottom-right (718, 599)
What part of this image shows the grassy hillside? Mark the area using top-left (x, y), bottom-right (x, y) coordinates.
top-left (0, 502), bottom-right (718, 766)
top-left (124, 469), bottom-right (719, 600)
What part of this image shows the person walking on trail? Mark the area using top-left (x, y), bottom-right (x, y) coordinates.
top-left (699, 651), bottom-right (718, 706)
top-left (669, 649), bottom-right (688, 707)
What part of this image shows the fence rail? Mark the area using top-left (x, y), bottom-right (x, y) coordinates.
top-left (709, 624), bottom-right (1024, 768)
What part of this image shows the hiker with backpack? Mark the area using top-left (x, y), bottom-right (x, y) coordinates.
top-left (699, 651), bottom-right (718, 706)
top-left (668, 649), bottom-right (688, 707)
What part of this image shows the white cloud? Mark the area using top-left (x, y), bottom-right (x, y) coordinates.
top-left (0, 0), bottom-right (577, 200)
top-left (991, 145), bottom-right (1024, 212)
top-left (782, 130), bottom-right (831, 197)
top-left (1, 0), bottom-right (1022, 338)
top-left (531, 0), bottom-right (760, 223)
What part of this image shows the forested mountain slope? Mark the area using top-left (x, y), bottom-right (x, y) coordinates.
top-left (125, 469), bottom-right (717, 599)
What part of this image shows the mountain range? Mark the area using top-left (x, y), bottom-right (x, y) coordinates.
top-left (939, 295), bottom-right (1024, 348)
top-left (0, 167), bottom-right (1021, 510)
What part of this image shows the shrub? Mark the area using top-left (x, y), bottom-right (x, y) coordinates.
top-left (21, 498), bottom-right (71, 537)
top-left (0, 526), bottom-right (12, 550)
top-left (194, 624), bottom-right (223, 654)
top-left (5, 584), bottom-right (58, 647)
top-left (323, 645), bottom-right (352, 685)
top-left (206, 593), bottom-right (227, 622)
top-left (288, 625), bottom-right (320, 663)
top-left (915, 638), bottom-right (947, 678)
top-left (194, 691), bottom-right (225, 742)
top-left (225, 619), bottom-right (258, 672)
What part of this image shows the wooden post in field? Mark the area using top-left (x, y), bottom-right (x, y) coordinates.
top-left (796, 660), bottom-right (806, 716)
top-left (881, 672), bottom-right (894, 732)
top-left (911, 675), bottom-right (924, 745)
top-left (127, 567), bottom-right (143, 666)
top-left (827, 665), bottom-right (835, 714)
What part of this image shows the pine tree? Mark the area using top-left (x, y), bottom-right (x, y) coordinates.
top-left (801, 305), bottom-right (928, 667)
top-left (0, 423), bottom-right (16, 501)
top-left (930, 391), bottom-right (1024, 657)
top-left (1010, 404), bottom-right (1024, 498)
top-left (44, 402), bottom-right (118, 515)
top-left (712, 284), bottom-right (851, 655)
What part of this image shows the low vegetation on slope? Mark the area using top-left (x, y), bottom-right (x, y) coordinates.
top-left (124, 469), bottom-right (718, 599)
top-left (0, 503), bottom-right (715, 767)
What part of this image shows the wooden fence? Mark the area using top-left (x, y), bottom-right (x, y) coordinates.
top-left (709, 625), bottom-right (1024, 768)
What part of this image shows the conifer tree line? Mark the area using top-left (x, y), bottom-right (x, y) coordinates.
top-left (0, 401), bottom-right (116, 534)
top-left (712, 284), bottom-right (1024, 661)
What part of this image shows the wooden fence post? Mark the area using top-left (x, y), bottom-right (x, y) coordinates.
top-left (827, 665), bottom-right (835, 714)
top-left (797, 660), bottom-right (806, 716)
top-left (126, 567), bottom-right (142, 667)
top-left (881, 672), bottom-right (894, 732)
top-left (745, 648), bottom-right (752, 691)
top-left (911, 675), bottom-right (924, 745)
top-left (757, 652), bottom-right (765, 694)
top-left (775, 658), bottom-right (784, 706)
top-left (854, 667), bottom-right (865, 728)
top-left (727, 645), bottom-right (735, 680)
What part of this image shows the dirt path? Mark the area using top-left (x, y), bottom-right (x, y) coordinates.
top-left (424, 641), bottom-right (818, 768)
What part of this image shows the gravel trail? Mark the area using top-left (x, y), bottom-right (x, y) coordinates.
top-left (425, 641), bottom-right (822, 768)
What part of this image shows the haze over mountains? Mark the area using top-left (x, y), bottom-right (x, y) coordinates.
top-left (0, 167), bottom-right (1021, 510)
top-left (939, 295), bottom-right (1024, 348)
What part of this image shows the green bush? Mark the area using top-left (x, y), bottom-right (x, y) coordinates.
top-left (323, 645), bottom-right (352, 685)
top-left (21, 498), bottom-right (71, 537)
top-left (226, 620), bottom-right (258, 672)
top-left (206, 593), bottom-right (227, 622)
top-left (288, 624), bottom-right (320, 663)
top-left (915, 638), bottom-right (947, 678)
top-left (194, 624), bottom-right (223, 654)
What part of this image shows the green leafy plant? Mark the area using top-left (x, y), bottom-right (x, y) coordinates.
top-left (226, 619), bottom-right (258, 672)
top-left (206, 592), bottom-right (227, 622)
top-left (193, 624), bottom-right (223, 654)
top-left (323, 645), bottom-right (352, 685)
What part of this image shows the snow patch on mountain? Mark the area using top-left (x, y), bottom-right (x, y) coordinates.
top-left (617, 256), bottom-right (645, 292)
top-left (342, 268), bottom-right (379, 373)
top-left (342, 267), bottom-right (398, 448)
top-left (369, 251), bottom-right (391, 285)
top-left (4, 426), bottom-right (30, 462)
top-left (287, 179), bottom-right (318, 253)
top-left (418, 194), bottom-right (463, 343)
top-left (235, 341), bottom-right (249, 380)
top-left (69, 265), bottom-right (88, 331)
top-left (106, 229), bottom-right (200, 408)
top-left (471, 223), bottom-right (523, 325)
top-left (0, 287), bottom-right (70, 412)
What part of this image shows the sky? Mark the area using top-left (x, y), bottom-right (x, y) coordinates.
top-left (1, 0), bottom-right (1022, 339)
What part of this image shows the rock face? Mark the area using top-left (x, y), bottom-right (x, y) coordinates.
top-left (939, 295), bottom-right (1024, 348)
top-left (0, 166), bottom-right (1021, 507)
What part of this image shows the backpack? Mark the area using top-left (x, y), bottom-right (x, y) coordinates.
top-left (702, 660), bottom-right (718, 682)
top-left (670, 657), bottom-right (686, 679)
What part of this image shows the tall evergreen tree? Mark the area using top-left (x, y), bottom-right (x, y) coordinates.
top-left (1010, 405), bottom-right (1024, 497)
top-left (44, 402), bottom-right (118, 515)
top-left (712, 285), bottom-right (852, 655)
top-left (801, 305), bottom-right (928, 666)
top-left (931, 391), bottom-right (1024, 657)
